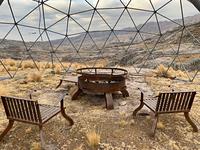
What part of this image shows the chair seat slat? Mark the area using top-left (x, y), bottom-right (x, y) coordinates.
top-left (144, 98), bottom-right (157, 111)
top-left (39, 105), bottom-right (61, 122)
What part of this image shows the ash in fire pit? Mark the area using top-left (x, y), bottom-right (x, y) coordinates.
top-left (72, 67), bottom-right (129, 109)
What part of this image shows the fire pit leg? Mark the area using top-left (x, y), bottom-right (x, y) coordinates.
top-left (105, 93), bottom-right (114, 110)
top-left (121, 89), bottom-right (129, 97)
top-left (71, 87), bottom-right (83, 100)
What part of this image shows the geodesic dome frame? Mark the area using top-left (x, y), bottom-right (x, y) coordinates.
top-left (0, 0), bottom-right (200, 81)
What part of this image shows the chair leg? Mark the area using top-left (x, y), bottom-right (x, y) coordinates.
top-left (39, 126), bottom-right (46, 148)
top-left (61, 108), bottom-right (74, 126)
top-left (151, 115), bottom-right (158, 137)
top-left (184, 112), bottom-right (198, 132)
top-left (132, 102), bottom-right (144, 117)
top-left (0, 120), bottom-right (14, 141)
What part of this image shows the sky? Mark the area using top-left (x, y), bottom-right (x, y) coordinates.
top-left (0, 0), bottom-right (199, 41)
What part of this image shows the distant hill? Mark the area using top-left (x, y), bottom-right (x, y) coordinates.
top-left (0, 14), bottom-right (200, 61)
top-left (50, 14), bottom-right (200, 47)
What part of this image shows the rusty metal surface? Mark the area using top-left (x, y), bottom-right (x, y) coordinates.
top-left (77, 67), bottom-right (128, 93)
top-left (73, 67), bottom-right (129, 109)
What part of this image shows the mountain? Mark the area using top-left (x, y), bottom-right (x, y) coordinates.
top-left (50, 14), bottom-right (200, 47)
top-left (0, 14), bottom-right (200, 61)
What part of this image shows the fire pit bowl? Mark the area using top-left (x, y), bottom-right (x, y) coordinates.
top-left (72, 67), bottom-right (129, 109)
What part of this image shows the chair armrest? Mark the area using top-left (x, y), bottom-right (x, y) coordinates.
top-left (153, 95), bottom-right (159, 98)
top-left (60, 95), bottom-right (67, 109)
top-left (138, 88), bottom-right (144, 102)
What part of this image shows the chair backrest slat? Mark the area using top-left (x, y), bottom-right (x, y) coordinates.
top-left (181, 92), bottom-right (188, 109)
top-left (156, 92), bottom-right (196, 113)
top-left (173, 93), bottom-right (180, 111)
top-left (23, 100), bottom-right (30, 120)
top-left (176, 92), bottom-right (184, 110)
top-left (158, 93), bottom-right (164, 111)
top-left (13, 99), bottom-right (20, 119)
top-left (1, 96), bottom-right (41, 124)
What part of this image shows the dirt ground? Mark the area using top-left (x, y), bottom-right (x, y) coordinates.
top-left (0, 67), bottom-right (200, 150)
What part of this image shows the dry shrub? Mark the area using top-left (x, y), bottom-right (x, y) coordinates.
top-left (28, 72), bottom-right (42, 82)
top-left (23, 61), bottom-right (35, 69)
top-left (0, 67), bottom-right (4, 72)
top-left (63, 63), bottom-right (70, 68)
top-left (88, 59), bottom-right (108, 67)
top-left (38, 62), bottom-right (45, 69)
top-left (6, 67), bottom-right (11, 71)
top-left (52, 64), bottom-right (56, 69)
top-left (0, 85), bottom-right (9, 96)
top-left (17, 63), bottom-right (22, 68)
top-left (86, 130), bottom-right (100, 149)
top-left (45, 63), bottom-right (51, 69)
top-left (55, 65), bottom-right (62, 74)
top-left (176, 70), bottom-right (188, 78)
top-left (9, 66), bottom-right (17, 71)
top-left (5, 59), bottom-right (16, 67)
top-left (72, 63), bottom-right (85, 69)
top-left (155, 64), bottom-right (176, 79)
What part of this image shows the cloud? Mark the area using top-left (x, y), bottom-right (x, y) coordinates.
top-left (0, 0), bottom-right (199, 41)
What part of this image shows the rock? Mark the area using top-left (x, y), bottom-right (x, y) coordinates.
top-left (121, 142), bottom-right (126, 148)
top-left (130, 119), bottom-right (135, 125)
top-left (99, 144), bottom-right (105, 149)
top-left (71, 72), bottom-right (77, 76)
top-left (119, 101), bottom-right (127, 106)
top-left (100, 143), bottom-right (110, 148)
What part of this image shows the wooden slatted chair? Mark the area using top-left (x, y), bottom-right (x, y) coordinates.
top-left (56, 76), bottom-right (78, 89)
top-left (133, 88), bottom-right (198, 136)
top-left (0, 94), bottom-right (74, 144)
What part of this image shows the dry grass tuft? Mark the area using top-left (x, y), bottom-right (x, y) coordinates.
top-left (175, 70), bottom-right (188, 78)
top-left (155, 64), bottom-right (176, 79)
top-left (45, 63), bottom-right (51, 69)
top-left (27, 72), bottom-right (42, 82)
top-left (23, 61), bottom-right (36, 69)
top-left (155, 64), bottom-right (189, 80)
top-left (118, 120), bottom-right (128, 127)
top-left (5, 59), bottom-right (16, 67)
top-left (86, 130), bottom-right (100, 149)
top-left (0, 85), bottom-right (9, 96)
top-left (55, 65), bottom-right (62, 74)
top-left (157, 121), bottom-right (165, 129)
top-left (30, 142), bottom-right (41, 150)
top-left (9, 66), bottom-right (18, 71)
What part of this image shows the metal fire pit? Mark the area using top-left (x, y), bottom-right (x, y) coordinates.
top-left (72, 67), bottom-right (129, 109)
